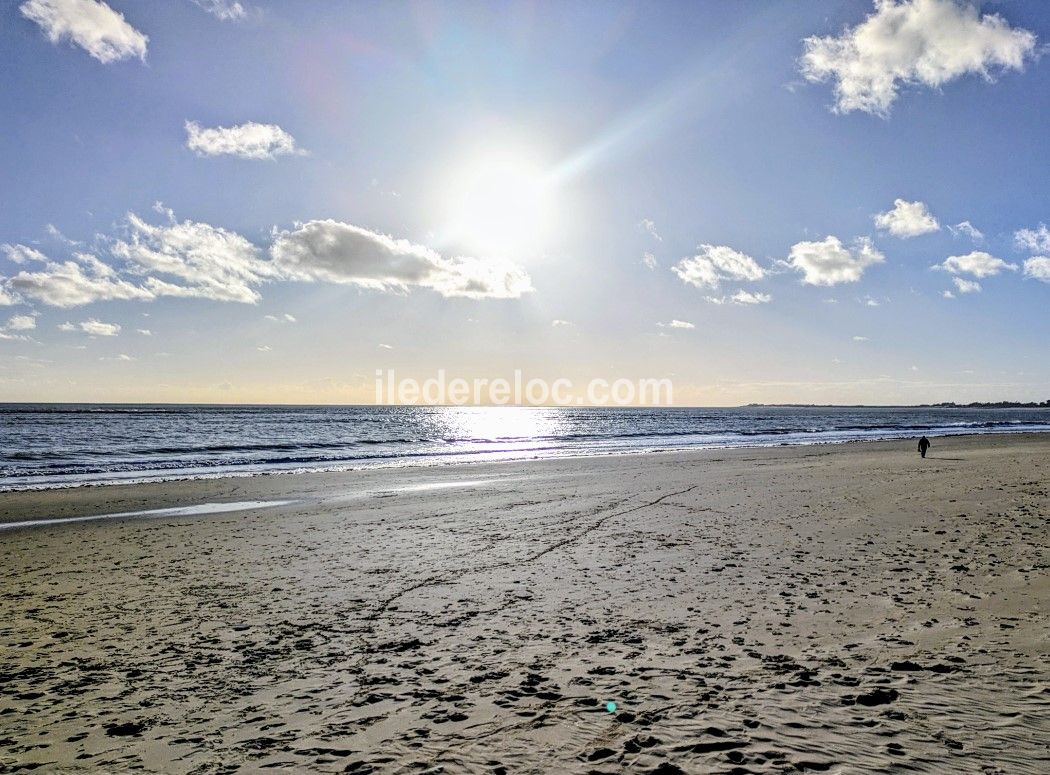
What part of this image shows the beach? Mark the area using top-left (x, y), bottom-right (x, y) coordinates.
top-left (1, 433), bottom-right (1048, 773)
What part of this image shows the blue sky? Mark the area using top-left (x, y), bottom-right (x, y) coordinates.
top-left (1, 0), bottom-right (1048, 404)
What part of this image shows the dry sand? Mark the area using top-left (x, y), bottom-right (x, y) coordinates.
top-left (1, 434), bottom-right (1048, 773)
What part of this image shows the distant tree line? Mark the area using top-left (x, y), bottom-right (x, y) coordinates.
top-left (745, 401), bottom-right (1050, 408)
top-left (922, 401), bottom-right (1050, 408)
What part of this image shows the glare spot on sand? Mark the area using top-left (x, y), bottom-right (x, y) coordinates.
top-left (0, 500), bottom-right (296, 531)
top-left (376, 479), bottom-right (495, 494)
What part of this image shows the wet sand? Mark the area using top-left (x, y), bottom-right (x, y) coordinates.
top-left (1, 434), bottom-right (1048, 773)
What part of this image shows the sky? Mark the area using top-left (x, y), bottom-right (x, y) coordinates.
top-left (1, 0), bottom-right (1048, 406)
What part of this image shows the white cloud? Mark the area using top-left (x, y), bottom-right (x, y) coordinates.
top-left (942, 289), bottom-right (955, 299)
top-left (7, 253), bottom-right (152, 307)
top-left (189, 0), bottom-right (246, 21)
top-left (378, 343), bottom-right (393, 350)
top-left (800, 0), bottom-right (1036, 116)
top-left (948, 220), bottom-right (983, 243)
top-left (640, 219), bottom-right (662, 242)
top-left (270, 219), bottom-right (533, 299)
top-left (8, 213), bottom-right (533, 310)
top-left (20, 0), bottom-right (148, 63)
top-left (551, 319), bottom-right (573, 327)
top-left (953, 277), bottom-right (981, 293)
top-left (137, 328), bottom-right (151, 335)
top-left (935, 250), bottom-right (1017, 278)
top-left (256, 344), bottom-right (271, 352)
top-left (1015, 223), bottom-right (1050, 254)
top-left (658, 319), bottom-right (695, 329)
top-left (283, 313), bottom-right (296, 323)
top-left (78, 318), bottom-right (120, 336)
top-left (2, 244), bottom-right (49, 264)
top-left (705, 290), bottom-right (772, 306)
top-left (642, 252), bottom-right (657, 270)
top-left (873, 198), bottom-right (939, 237)
top-left (112, 212), bottom-right (279, 303)
top-left (45, 223), bottom-right (80, 246)
top-left (672, 244), bottom-right (766, 289)
top-left (6, 315), bottom-right (37, 331)
top-left (852, 335), bottom-right (870, 342)
top-left (730, 290), bottom-right (771, 305)
top-left (784, 236), bottom-right (884, 286)
top-left (185, 120), bottom-right (304, 160)
top-left (1023, 256), bottom-right (1050, 283)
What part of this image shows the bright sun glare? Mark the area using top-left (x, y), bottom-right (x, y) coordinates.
top-left (444, 149), bottom-right (554, 258)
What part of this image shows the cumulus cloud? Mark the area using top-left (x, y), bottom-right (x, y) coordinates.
top-left (1023, 256), bottom-right (1050, 283)
top-left (784, 236), bottom-right (884, 286)
top-left (873, 199), bottom-right (939, 237)
top-left (20, 0), bottom-right (148, 63)
top-left (185, 121), bottom-right (304, 160)
top-left (2, 244), bottom-right (49, 264)
top-left (948, 220), bottom-right (983, 243)
top-left (6, 250), bottom-right (152, 307)
top-left (935, 250), bottom-right (1017, 277)
top-left (731, 290), bottom-right (772, 305)
top-left (270, 220), bottom-right (533, 299)
top-left (189, 0), bottom-right (246, 21)
top-left (953, 277), bottom-right (981, 294)
top-left (672, 245), bottom-right (766, 290)
top-left (800, 0), bottom-right (1036, 116)
top-left (7, 214), bottom-right (532, 309)
top-left (77, 318), bottom-right (120, 336)
top-left (658, 319), bottom-right (695, 329)
top-left (642, 252), bottom-right (657, 270)
top-left (705, 290), bottom-right (773, 306)
top-left (1015, 223), bottom-right (1050, 254)
top-left (551, 319), bottom-right (573, 327)
top-left (112, 212), bottom-right (280, 303)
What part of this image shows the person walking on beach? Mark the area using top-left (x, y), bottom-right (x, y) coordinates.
top-left (918, 435), bottom-right (931, 458)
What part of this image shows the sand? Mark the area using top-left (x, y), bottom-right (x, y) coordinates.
top-left (1, 434), bottom-right (1048, 773)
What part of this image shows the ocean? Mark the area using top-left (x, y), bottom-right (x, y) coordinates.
top-left (2, 403), bottom-right (1049, 491)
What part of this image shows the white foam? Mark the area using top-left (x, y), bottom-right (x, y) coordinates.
top-left (0, 500), bottom-right (296, 531)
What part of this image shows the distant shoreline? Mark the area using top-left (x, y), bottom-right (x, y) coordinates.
top-left (745, 401), bottom-right (1050, 409)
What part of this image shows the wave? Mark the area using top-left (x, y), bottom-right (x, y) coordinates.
top-left (3, 413), bottom-right (1049, 490)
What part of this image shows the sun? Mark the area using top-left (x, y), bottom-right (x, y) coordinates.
top-left (442, 148), bottom-right (554, 258)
